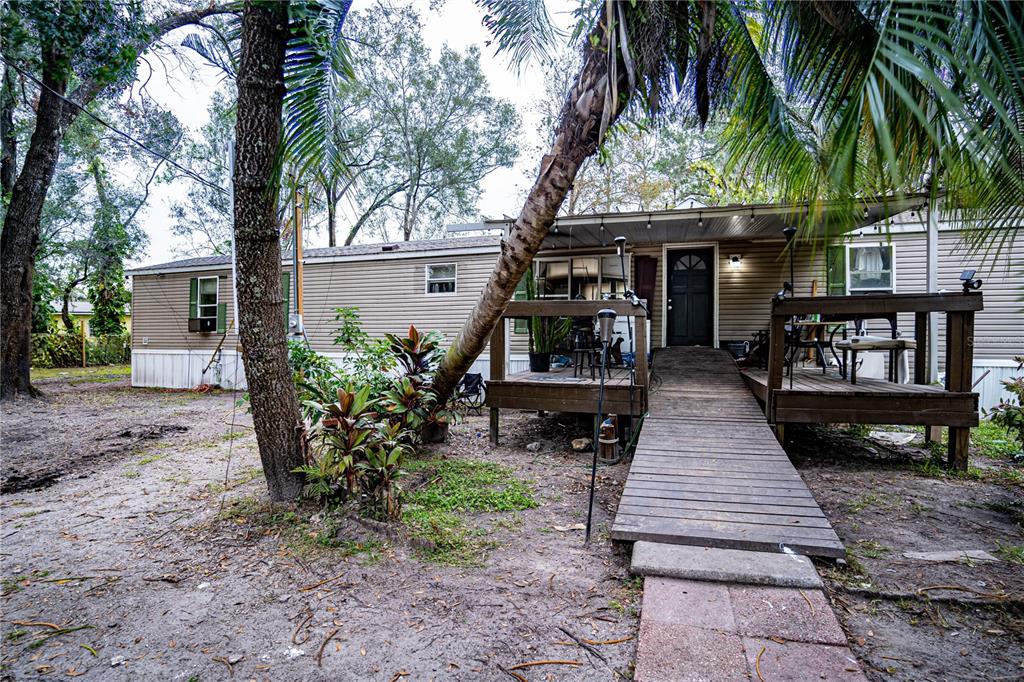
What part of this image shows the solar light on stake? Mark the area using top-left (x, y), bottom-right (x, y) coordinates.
top-left (586, 308), bottom-right (617, 543)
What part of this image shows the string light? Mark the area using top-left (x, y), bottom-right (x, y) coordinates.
top-left (697, 212), bottom-right (703, 228)
top-left (646, 214), bottom-right (652, 230)
top-left (749, 209), bottom-right (755, 227)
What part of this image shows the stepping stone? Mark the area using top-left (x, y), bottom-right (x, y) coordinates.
top-left (902, 549), bottom-right (999, 563)
top-left (631, 541), bottom-right (822, 589)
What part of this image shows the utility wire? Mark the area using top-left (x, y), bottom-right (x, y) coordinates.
top-left (2, 56), bottom-right (227, 195)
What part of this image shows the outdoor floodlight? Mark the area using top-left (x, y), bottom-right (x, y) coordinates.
top-left (960, 269), bottom-right (982, 293)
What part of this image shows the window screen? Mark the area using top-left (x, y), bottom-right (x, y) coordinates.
top-left (848, 245), bottom-right (893, 293)
top-left (426, 263), bottom-right (457, 294)
top-left (198, 277), bottom-right (218, 319)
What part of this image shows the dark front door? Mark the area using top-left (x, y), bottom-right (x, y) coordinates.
top-left (667, 248), bottom-right (714, 346)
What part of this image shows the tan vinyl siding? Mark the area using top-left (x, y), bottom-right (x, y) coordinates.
top-left (131, 269), bottom-right (237, 351)
top-left (301, 252), bottom-right (498, 352)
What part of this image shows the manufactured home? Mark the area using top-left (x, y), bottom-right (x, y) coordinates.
top-left (128, 200), bottom-right (1022, 411)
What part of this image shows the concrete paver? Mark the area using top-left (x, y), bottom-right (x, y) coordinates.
top-left (635, 577), bottom-right (867, 681)
top-left (642, 577), bottom-right (735, 630)
top-left (635, 621), bottom-right (749, 682)
top-left (632, 541), bottom-right (823, 588)
top-left (728, 585), bottom-right (848, 645)
top-left (741, 637), bottom-right (868, 681)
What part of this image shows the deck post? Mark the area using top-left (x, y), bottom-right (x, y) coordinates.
top-left (765, 313), bottom-right (787, 422)
top-left (634, 310), bottom-right (649, 411)
top-left (914, 311), bottom-right (929, 385)
top-left (945, 309), bottom-right (975, 470)
top-left (488, 317), bottom-right (506, 445)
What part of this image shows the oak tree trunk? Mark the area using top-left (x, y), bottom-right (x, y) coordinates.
top-left (431, 22), bottom-right (625, 404)
top-left (0, 54), bottom-right (67, 399)
top-left (233, 0), bottom-right (305, 502)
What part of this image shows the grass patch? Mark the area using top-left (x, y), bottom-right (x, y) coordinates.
top-left (912, 455), bottom-right (1024, 488)
top-left (854, 539), bottom-right (890, 559)
top-left (122, 469), bottom-right (140, 479)
top-left (31, 364), bottom-right (130, 381)
top-left (994, 541), bottom-right (1024, 565)
top-left (402, 458), bottom-right (537, 566)
top-left (138, 453), bottom-right (166, 466)
top-left (973, 420), bottom-right (1021, 459)
top-left (846, 492), bottom-right (898, 514)
top-left (216, 497), bottom-right (384, 563)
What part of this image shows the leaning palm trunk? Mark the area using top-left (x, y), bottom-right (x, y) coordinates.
top-left (430, 21), bottom-right (626, 407)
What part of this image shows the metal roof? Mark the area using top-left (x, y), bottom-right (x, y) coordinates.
top-left (128, 235), bottom-right (502, 274)
top-left (449, 195), bottom-right (929, 248)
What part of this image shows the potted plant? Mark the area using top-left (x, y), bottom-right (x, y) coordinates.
top-left (523, 268), bottom-right (571, 372)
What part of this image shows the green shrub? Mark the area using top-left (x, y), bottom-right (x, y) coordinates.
top-left (294, 322), bottom-right (459, 521)
top-left (30, 333), bottom-right (130, 369)
top-left (988, 356), bottom-right (1024, 457)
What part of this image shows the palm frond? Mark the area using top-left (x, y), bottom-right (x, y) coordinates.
top-left (476, 0), bottom-right (563, 71)
top-left (283, 0), bottom-right (354, 181)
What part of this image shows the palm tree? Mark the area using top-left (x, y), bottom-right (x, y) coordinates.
top-left (429, 0), bottom-right (1023, 406)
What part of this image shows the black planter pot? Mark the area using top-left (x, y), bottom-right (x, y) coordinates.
top-left (528, 352), bottom-right (551, 372)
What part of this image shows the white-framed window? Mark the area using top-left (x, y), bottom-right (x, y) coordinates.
top-left (197, 276), bottom-right (219, 319)
top-left (533, 253), bottom-right (629, 300)
top-left (847, 244), bottom-right (894, 294)
top-left (425, 263), bottom-right (457, 295)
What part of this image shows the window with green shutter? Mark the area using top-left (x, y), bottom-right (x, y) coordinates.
top-left (825, 245), bottom-right (847, 296)
top-left (216, 303), bottom-right (227, 334)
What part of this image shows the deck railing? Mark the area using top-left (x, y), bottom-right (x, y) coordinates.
top-left (489, 299), bottom-right (649, 384)
top-left (768, 292), bottom-right (984, 468)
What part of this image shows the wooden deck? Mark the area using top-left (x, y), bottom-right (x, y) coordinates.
top-left (741, 367), bottom-right (979, 427)
top-left (486, 366), bottom-right (645, 416)
top-left (610, 347), bottom-right (844, 558)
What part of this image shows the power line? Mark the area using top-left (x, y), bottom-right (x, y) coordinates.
top-left (2, 56), bottom-right (228, 195)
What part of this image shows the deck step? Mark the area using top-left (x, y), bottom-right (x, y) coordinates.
top-left (630, 541), bottom-right (822, 588)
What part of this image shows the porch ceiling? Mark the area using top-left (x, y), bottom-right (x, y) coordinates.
top-left (455, 195), bottom-right (926, 249)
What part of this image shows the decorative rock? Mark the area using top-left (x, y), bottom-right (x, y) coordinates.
top-left (525, 441), bottom-right (542, 452)
top-left (109, 656), bottom-right (126, 667)
top-left (571, 438), bottom-right (592, 451)
top-left (869, 430), bottom-right (916, 445)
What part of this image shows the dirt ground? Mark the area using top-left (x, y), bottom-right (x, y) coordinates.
top-left (788, 424), bottom-right (1024, 681)
top-left (1, 370), bottom-right (639, 681)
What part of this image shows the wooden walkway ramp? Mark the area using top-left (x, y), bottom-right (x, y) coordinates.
top-left (611, 347), bottom-right (844, 558)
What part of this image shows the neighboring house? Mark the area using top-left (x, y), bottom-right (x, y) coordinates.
top-left (127, 201), bottom-right (1022, 409)
top-left (49, 300), bottom-right (132, 337)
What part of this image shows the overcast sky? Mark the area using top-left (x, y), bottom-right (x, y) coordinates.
top-left (124, 0), bottom-right (578, 267)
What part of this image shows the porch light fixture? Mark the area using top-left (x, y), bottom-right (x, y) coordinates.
top-left (729, 254), bottom-right (742, 269)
